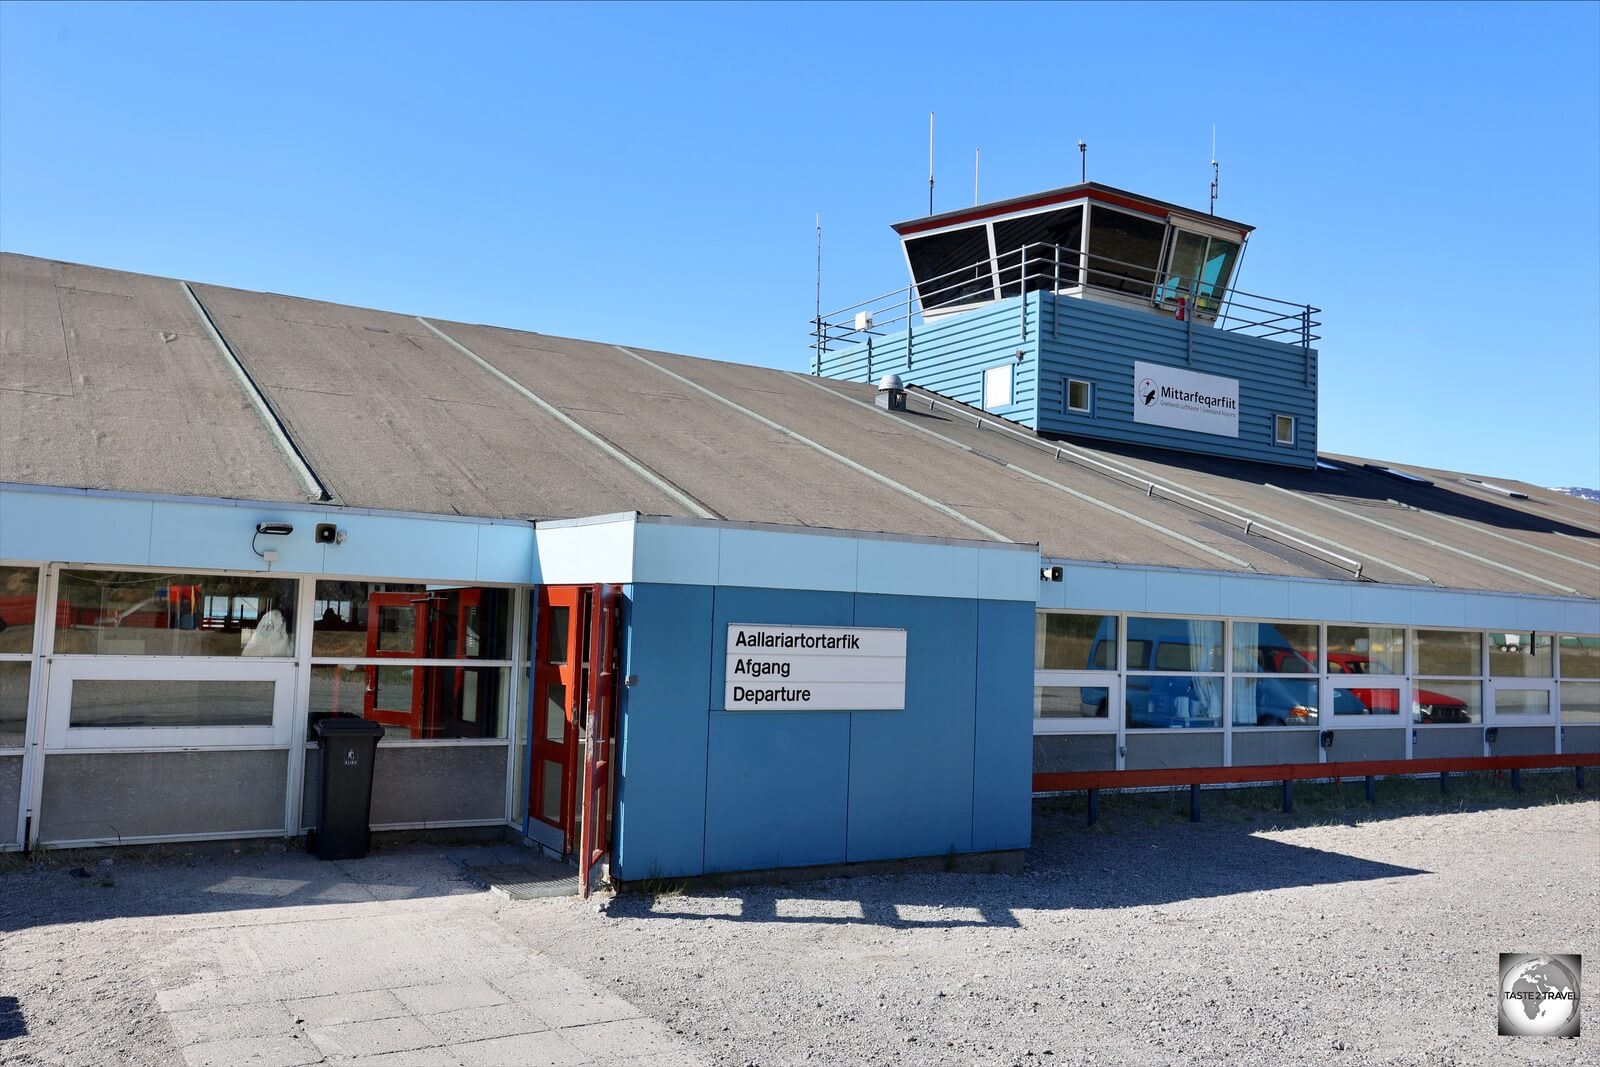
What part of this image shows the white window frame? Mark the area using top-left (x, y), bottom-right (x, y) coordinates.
top-left (1486, 678), bottom-right (1559, 725)
top-left (983, 363), bottom-right (1013, 411)
top-left (1123, 614), bottom-right (1226, 734)
top-left (44, 656), bottom-right (297, 750)
top-left (1273, 413), bottom-right (1296, 446)
top-left (1065, 378), bottom-right (1093, 415)
top-left (1411, 626), bottom-right (1486, 728)
top-left (1034, 671), bottom-right (1120, 734)
top-left (1229, 619), bottom-right (1321, 731)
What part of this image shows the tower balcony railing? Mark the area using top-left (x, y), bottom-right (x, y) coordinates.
top-left (812, 242), bottom-right (1320, 366)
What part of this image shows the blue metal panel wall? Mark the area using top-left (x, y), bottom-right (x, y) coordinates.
top-left (817, 295), bottom-right (1039, 425)
top-left (613, 582), bottom-right (1034, 879)
top-left (613, 582), bottom-right (714, 880)
top-left (1035, 295), bottom-right (1317, 467)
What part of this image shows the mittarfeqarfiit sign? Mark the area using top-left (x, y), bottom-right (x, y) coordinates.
top-left (725, 624), bottom-right (907, 711)
top-left (1133, 360), bottom-right (1239, 438)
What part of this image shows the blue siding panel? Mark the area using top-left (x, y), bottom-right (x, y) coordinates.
top-left (1036, 295), bottom-right (1317, 468)
top-left (613, 582), bottom-right (715, 880)
top-left (846, 594), bottom-right (977, 861)
top-left (971, 600), bottom-right (1035, 851)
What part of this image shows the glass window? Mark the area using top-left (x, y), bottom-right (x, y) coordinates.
top-left (1494, 688), bottom-right (1551, 716)
top-left (1326, 626), bottom-right (1405, 676)
top-left (0, 566), bottom-right (39, 653)
top-left (1085, 206), bottom-right (1166, 298)
top-left (546, 606), bottom-right (571, 665)
top-left (1195, 238), bottom-right (1240, 311)
top-left (1234, 678), bottom-right (1319, 727)
top-left (1558, 636), bottom-right (1600, 679)
top-left (1127, 617), bottom-right (1223, 672)
top-left (1560, 681), bottom-right (1600, 724)
top-left (994, 206), bottom-right (1084, 295)
top-left (0, 661), bottom-right (28, 747)
top-left (55, 571), bottom-right (297, 657)
top-left (307, 664), bottom-right (508, 739)
top-left (1274, 415), bottom-right (1295, 446)
top-left (1413, 681), bottom-right (1481, 724)
top-left (1156, 230), bottom-right (1207, 305)
top-left (1125, 674), bottom-right (1222, 728)
top-left (312, 582), bottom-right (510, 659)
top-left (1416, 630), bottom-right (1482, 676)
top-left (1066, 379), bottom-right (1092, 414)
top-left (1035, 613), bottom-right (1116, 670)
top-left (1035, 685), bottom-right (1111, 720)
top-left (1489, 633), bottom-right (1553, 677)
top-left (69, 678), bottom-right (274, 728)
top-left (1332, 685), bottom-right (1402, 716)
top-left (906, 226), bottom-right (994, 310)
top-left (1232, 622), bottom-right (1317, 674)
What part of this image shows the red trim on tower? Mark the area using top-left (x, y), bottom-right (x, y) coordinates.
top-left (895, 187), bottom-right (1249, 241)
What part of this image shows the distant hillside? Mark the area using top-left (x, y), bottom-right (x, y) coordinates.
top-left (1552, 487), bottom-right (1600, 503)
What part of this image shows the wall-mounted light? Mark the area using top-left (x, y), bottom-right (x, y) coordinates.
top-left (252, 522), bottom-right (294, 569)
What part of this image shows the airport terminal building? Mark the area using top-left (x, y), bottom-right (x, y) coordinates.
top-left (2, 181), bottom-right (1596, 886)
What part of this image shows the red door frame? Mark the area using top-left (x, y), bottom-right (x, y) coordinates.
top-left (530, 587), bottom-right (583, 854)
top-left (578, 584), bottom-right (619, 897)
top-left (364, 592), bottom-right (430, 737)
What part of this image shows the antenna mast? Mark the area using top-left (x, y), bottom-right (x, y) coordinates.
top-left (1077, 140), bottom-right (1087, 183)
top-left (813, 213), bottom-right (822, 375)
top-left (1209, 126), bottom-right (1218, 215)
top-left (974, 148), bottom-right (980, 205)
top-left (928, 112), bottom-right (935, 215)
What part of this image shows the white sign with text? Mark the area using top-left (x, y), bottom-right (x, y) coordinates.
top-left (725, 624), bottom-right (907, 711)
top-left (1132, 360), bottom-right (1240, 438)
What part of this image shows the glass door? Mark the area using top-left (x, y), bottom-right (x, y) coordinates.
top-left (528, 587), bottom-right (583, 855)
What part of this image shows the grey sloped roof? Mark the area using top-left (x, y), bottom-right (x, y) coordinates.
top-left (2, 251), bottom-right (1596, 599)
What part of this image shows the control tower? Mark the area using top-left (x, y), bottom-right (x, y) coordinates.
top-left (814, 182), bottom-right (1320, 468)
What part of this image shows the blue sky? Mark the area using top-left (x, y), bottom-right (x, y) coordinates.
top-left (3, 1), bottom-right (1597, 487)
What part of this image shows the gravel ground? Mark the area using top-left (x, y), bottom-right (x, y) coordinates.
top-left (1, 782), bottom-right (1595, 1066)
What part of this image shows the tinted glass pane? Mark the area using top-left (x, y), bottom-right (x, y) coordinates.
top-left (1234, 678), bottom-right (1319, 726)
top-left (1127, 617), bottom-right (1222, 672)
top-left (1560, 681), bottom-right (1600, 724)
top-left (307, 664), bottom-right (507, 739)
top-left (1559, 636), bottom-right (1600, 679)
top-left (1195, 238), bottom-right (1240, 311)
top-left (1035, 686), bottom-right (1111, 720)
top-left (1489, 633), bottom-right (1553, 677)
top-left (547, 607), bottom-right (570, 665)
top-left (1494, 688), bottom-right (1550, 716)
top-left (539, 759), bottom-right (563, 822)
top-left (1333, 686), bottom-right (1401, 716)
top-left (1125, 674), bottom-right (1222, 728)
top-left (0, 661), bottom-right (29, 746)
top-left (1156, 230), bottom-right (1207, 304)
top-left (1067, 380), bottom-right (1092, 413)
top-left (70, 678), bottom-right (274, 728)
top-left (1232, 622), bottom-right (1317, 674)
top-left (906, 226), bottom-right (994, 310)
top-left (1035, 613), bottom-right (1115, 670)
top-left (994, 207), bottom-right (1084, 295)
top-left (544, 681), bottom-right (568, 741)
top-left (1416, 630), bottom-right (1482, 676)
top-left (0, 566), bottom-right (39, 654)
top-left (1326, 626), bottom-right (1404, 676)
top-left (56, 571), bottom-right (296, 657)
top-left (313, 582), bottom-right (510, 659)
top-left (1086, 206), bottom-right (1165, 297)
top-left (1413, 681), bottom-right (1480, 724)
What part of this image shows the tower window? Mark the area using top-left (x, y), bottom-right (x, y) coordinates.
top-left (1274, 414), bottom-right (1296, 446)
top-left (1066, 379), bottom-right (1093, 414)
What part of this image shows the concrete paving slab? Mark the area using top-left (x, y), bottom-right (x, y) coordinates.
top-left (417, 1003), bottom-right (549, 1044)
top-left (309, 1015), bottom-right (442, 1058)
top-left (392, 977), bottom-right (510, 1015)
top-left (447, 1029), bottom-right (592, 1067)
top-left (164, 1002), bottom-right (302, 1046)
top-left (181, 1033), bottom-right (323, 1067)
top-left (286, 988), bottom-right (410, 1027)
top-left (341, 1049), bottom-right (464, 1067)
top-left (559, 1017), bottom-right (705, 1063)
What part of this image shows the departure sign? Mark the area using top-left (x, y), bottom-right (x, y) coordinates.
top-left (725, 624), bottom-right (907, 711)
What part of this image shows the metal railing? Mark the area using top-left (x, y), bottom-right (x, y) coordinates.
top-left (812, 242), bottom-right (1320, 364)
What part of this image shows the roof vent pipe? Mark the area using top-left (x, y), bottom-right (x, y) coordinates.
top-left (875, 373), bottom-right (907, 411)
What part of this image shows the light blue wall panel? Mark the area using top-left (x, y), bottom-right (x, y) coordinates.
top-left (1567, 600), bottom-right (1600, 635)
top-left (1144, 571), bottom-right (1223, 616)
top-left (1051, 563), bottom-right (1147, 612)
top-left (1287, 580), bottom-right (1353, 621)
top-left (531, 519), bottom-right (634, 585)
top-left (971, 600), bottom-right (1034, 851)
top-left (979, 547), bottom-right (1044, 602)
top-left (703, 712), bottom-right (851, 872)
top-left (632, 521), bottom-right (719, 587)
top-left (718, 527), bottom-right (858, 592)
top-left (846, 594), bottom-right (977, 861)
top-left (613, 582), bottom-right (714, 880)
top-left (475, 523), bottom-right (536, 584)
top-left (147, 499), bottom-right (325, 573)
top-left (855, 538), bottom-right (980, 599)
top-left (1218, 576), bottom-right (1293, 619)
top-left (1347, 585), bottom-right (1415, 625)
top-left (0, 489), bottom-right (154, 564)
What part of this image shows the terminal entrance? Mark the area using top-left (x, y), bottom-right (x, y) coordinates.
top-left (527, 584), bottom-right (618, 894)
